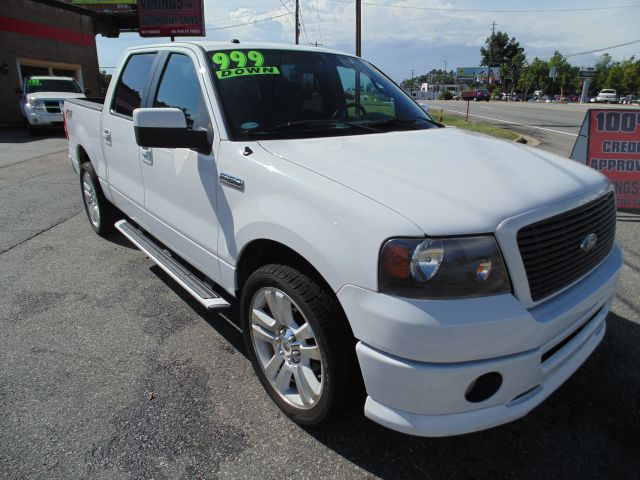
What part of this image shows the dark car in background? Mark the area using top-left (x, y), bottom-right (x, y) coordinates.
top-left (461, 88), bottom-right (490, 101)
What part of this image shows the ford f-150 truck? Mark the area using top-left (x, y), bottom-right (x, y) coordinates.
top-left (65, 41), bottom-right (622, 437)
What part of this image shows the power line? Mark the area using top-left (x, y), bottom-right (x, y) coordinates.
top-left (558, 39), bottom-right (640, 58)
top-left (208, 12), bottom-right (292, 31)
top-left (328, 0), bottom-right (640, 14)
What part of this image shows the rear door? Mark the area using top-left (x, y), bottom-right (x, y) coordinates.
top-left (102, 51), bottom-right (159, 225)
top-left (140, 48), bottom-right (222, 284)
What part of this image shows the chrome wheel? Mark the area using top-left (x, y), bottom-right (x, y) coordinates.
top-left (250, 287), bottom-right (323, 409)
top-left (82, 171), bottom-right (100, 228)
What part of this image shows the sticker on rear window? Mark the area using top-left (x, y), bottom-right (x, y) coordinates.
top-left (211, 50), bottom-right (280, 80)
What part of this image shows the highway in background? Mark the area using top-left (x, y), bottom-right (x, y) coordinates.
top-left (422, 100), bottom-right (637, 157)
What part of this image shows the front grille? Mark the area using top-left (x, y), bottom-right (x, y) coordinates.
top-left (44, 101), bottom-right (61, 113)
top-left (517, 192), bottom-right (616, 301)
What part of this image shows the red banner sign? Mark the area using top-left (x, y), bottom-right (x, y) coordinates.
top-left (587, 109), bottom-right (640, 210)
top-left (138, 0), bottom-right (205, 37)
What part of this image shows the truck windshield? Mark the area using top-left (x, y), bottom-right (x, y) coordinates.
top-left (207, 49), bottom-right (439, 140)
top-left (25, 78), bottom-right (82, 94)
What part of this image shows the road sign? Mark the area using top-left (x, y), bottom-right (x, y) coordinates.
top-left (549, 67), bottom-right (557, 79)
top-left (579, 66), bottom-right (597, 78)
top-left (138, 0), bottom-right (205, 37)
top-left (571, 109), bottom-right (640, 210)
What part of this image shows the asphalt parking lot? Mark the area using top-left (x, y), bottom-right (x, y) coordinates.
top-left (1, 127), bottom-right (639, 480)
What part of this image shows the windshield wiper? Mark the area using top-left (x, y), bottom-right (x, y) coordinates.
top-left (247, 119), bottom-right (382, 136)
top-left (367, 116), bottom-right (442, 129)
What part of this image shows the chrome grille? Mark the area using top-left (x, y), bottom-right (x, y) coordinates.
top-left (517, 192), bottom-right (616, 301)
top-left (44, 101), bottom-right (62, 113)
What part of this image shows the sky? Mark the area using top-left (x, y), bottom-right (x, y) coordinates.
top-left (96, 0), bottom-right (640, 83)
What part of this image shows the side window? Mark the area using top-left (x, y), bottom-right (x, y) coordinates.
top-left (154, 53), bottom-right (210, 131)
top-left (111, 53), bottom-right (156, 117)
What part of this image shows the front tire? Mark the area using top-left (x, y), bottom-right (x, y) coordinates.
top-left (80, 161), bottom-right (117, 236)
top-left (241, 264), bottom-right (358, 426)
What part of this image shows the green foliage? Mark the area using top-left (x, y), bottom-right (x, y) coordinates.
top-left (400, 68), bottom-right (456, 90)
top-left (400, 31), bottom-right (640, 98)
top-left (439, 90), bottom-right (453, 100)
top-left (99, 70), bottom-right (112, 95)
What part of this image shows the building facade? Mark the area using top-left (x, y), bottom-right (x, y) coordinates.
top-left (0, 0), bottom-right (100, 125)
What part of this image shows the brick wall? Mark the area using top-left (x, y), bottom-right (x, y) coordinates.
top-left (0, 0), bottom-right (100, 124)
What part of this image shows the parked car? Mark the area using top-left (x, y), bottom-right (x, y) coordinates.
top-left (596, 89), bottom-right (618, 103)
top-left (619, 95), bottom-right (638, 104)
top-left (559, 93), bottom-right (579, 102)
top-left (65, 41), bottom-right (622, 438)
top-left (461, 88), bottom-right (491, 101)
top-left (17, 75), bottom-right (86, 135)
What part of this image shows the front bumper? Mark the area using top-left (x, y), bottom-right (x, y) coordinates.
top-left (25, 109), bottom-right (63, 126)
top-left (338, 243), bottom-right (621, 436)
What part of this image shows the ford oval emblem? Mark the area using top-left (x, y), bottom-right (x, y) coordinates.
top-left (580, 233), bottom-right (598, 252)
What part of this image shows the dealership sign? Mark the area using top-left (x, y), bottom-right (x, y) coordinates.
top-left (571, 109), bottom-right (640, 210)
top-left (138, 0), bottom-right (205, 37)
top-left (456, 67), bottom-right (500, 82)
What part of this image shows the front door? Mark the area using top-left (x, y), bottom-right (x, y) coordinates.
top-left (140, 51), bottom-right (222, 284)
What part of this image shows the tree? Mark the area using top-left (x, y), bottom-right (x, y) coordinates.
top-left (99, 70), bottom-right (112, 95)
top-left (548, 51), bottom-right (573, 98)
top-left (400, 69), bottom-right (456, 90)
top-left (480, 31), bottom-right (524, 88)
top-left (518, 57), bottom-right (548, 98)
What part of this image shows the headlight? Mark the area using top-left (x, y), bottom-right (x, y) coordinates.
top-left (379, 236), bottom-right (510, 299)
top-left (27, 98), bottom-right (45, 111)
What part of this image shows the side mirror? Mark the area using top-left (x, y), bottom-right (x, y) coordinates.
top-left (15, 87), bottom-right (23, 94)
top-left (133, 107), bottom-right (211, 155)
top-left (84, 88), bottom-right (91, 95)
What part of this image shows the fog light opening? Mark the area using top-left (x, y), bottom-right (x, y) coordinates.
top-left (465, 372), bottom-right (503, 403)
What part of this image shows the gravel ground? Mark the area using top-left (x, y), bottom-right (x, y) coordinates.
top-left (1, 127), bottom-right (639, 480)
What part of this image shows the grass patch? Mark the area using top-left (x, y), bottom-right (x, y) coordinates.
top-left (431, 109), bottom-right (520, 141)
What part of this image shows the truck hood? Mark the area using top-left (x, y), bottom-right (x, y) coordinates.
top-left (259, 128), bottom-right (608, 235)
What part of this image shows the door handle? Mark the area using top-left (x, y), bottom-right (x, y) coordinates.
top-left (103, 128), bottom-right (111, 146)
top-left (140, 147), bottom-right (153, 165)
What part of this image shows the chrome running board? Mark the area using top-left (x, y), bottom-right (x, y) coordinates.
top-left (115, 220), bottom-right (230, 310)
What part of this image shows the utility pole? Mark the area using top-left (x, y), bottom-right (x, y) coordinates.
top-left (488, 21), bottom-right (496, 84)
top-left (444, 60), bottom-right (447, 74)
top-left (411, 69), bottom-right (414, 92)
top-left (355, 0), bottom-right (361, 57)
top-left (295, 0), bottom-right (300, 45)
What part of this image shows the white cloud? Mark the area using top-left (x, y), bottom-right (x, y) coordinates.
top-left (97, 0), bottom-right (640, 81)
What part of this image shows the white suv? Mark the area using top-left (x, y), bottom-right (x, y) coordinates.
top-left (596, 89), bottom-right (617, 103)
top-left (18, 76), bottom-right (85, 135)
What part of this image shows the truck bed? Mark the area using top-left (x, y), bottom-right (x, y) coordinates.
top-left (65, 97), bottom-right (105, 111)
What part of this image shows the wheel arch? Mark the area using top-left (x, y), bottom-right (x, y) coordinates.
top-left (236, 238), bottom-right (336, 300)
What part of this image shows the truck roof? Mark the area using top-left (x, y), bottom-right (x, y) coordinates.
top-left (126, 40), bottom-right (354, 58)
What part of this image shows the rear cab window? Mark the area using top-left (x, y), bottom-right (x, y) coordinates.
top-left (111, 53), bottom-right (157, 118)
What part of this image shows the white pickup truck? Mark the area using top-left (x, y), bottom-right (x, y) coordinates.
top-left (65, 41), bottom-right (622, 437)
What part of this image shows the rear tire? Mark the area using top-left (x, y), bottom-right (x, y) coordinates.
top-left (80, 161), bottom-right (118, 236)
top-left (241, 264), bottom-right (359, 426)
